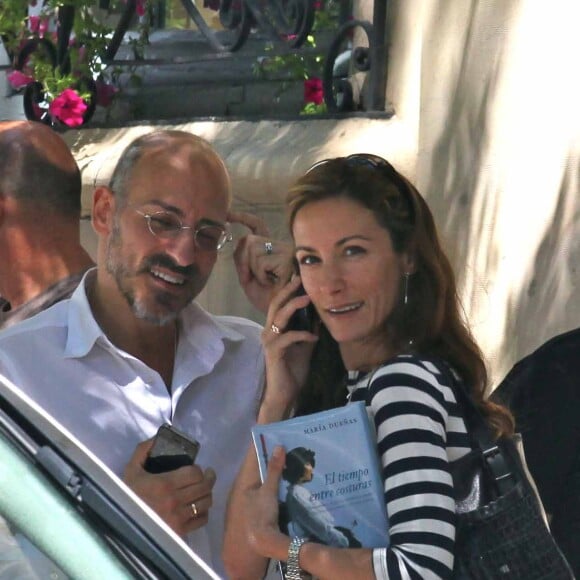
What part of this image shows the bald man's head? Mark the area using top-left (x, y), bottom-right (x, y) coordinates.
top-left (108, 130), bottom-right (231, 209)
top-left (0, 121), bottom-right (82, 218)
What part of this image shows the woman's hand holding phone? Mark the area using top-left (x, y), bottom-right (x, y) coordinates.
top-left (286, 284), bottom-right (318, 332)
top-left (259, 277), bottom-right (318, 421)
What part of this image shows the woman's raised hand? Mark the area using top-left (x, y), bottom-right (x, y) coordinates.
top-left (259, 276), bottom-right (318, 420)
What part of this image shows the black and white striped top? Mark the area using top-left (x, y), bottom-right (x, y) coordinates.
top-left (347, 354), bottom-right (471, 579)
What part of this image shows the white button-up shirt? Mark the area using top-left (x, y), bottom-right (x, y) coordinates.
top-left (0, 270), bottom-right (265, 577)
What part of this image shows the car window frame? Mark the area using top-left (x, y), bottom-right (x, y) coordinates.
top-left (0, 433), bottom-right (134, 579)
top-left (0, 376), bottom-right (219, 580)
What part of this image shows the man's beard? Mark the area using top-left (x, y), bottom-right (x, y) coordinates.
top-left (105, 220), bottom-right (204, 326)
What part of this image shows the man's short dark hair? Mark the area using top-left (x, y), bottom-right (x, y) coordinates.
top-left (0, 136), bottom-right (81, 218)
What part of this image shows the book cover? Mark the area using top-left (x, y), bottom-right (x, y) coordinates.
top-left (251, 401), bottom-right (389, 549)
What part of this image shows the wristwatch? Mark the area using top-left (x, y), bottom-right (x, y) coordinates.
top-left (286, 536), bottom-right (308, 580)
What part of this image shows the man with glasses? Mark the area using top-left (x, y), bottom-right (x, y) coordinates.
top-left (0, 130), bottom-right (290, 577)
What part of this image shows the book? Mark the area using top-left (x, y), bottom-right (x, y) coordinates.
top-left (252, 401), bottom-right (389, 550)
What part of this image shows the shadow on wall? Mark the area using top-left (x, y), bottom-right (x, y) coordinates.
top-left (423, 0), bottom-right (508, 386)
top-left (425, 0), bottom-right (506, 301)
top-left (70, 117), bottom-right (399, 215)
top-left (209, 117), bottom-right (402, 207)
top-left (422, 0), bottom-right (580, 383)
top-left (500, 159), bottom-right (580, 380)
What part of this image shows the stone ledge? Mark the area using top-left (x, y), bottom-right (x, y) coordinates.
top-left (64, 113), bottom-right (414, 219)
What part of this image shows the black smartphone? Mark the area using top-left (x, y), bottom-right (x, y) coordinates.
top-left (144, 424), bottom-right (200, 474)
top-left (286, 284), bottom-right (317, 332)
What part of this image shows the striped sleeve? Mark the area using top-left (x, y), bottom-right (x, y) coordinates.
top-left (367, 358), bottom-right (459, 580)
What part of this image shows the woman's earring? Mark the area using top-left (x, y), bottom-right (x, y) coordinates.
top-left (403, 272), bottom-right (411, 305)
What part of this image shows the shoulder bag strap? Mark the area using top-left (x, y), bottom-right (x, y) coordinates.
top-left (434, 360), bottom-right (517, 496)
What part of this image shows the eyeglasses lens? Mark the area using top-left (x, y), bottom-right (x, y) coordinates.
top-left (147, 213), bottom-right (182, 237)
top-left (195, 225), bottom-right (230, 251)
top-left (142, 211), bottom-right (230, 251)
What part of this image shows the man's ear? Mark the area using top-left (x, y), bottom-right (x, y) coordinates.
top-left (92, 186), bottom-right (115, 235)
top-left (0, 193), bottom-right (5, 227)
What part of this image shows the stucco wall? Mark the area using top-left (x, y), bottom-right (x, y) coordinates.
top-left (67, 0), bottom-right (580, 386)
top-left (414, 0), bottom-right (580, 384)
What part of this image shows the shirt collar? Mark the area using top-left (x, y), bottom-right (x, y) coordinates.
top-left (65, 268), bottom-right (103, 358)
top-left (64, 268), bottom-right (246, 359)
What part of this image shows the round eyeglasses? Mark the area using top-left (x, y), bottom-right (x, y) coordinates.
top-left (135, 210), bottom-right (233, 252)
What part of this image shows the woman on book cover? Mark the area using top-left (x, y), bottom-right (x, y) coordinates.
top-left (281, 446), bottom-right (357, 549)
top-left (223, 155), bottom-right (514, 579)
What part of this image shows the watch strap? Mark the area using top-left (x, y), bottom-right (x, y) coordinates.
top-left (286, 536), bottom-right (308, 580)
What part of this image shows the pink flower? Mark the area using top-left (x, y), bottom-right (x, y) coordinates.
top-left (95, 80), bottom-right (118, 108)
top-left (28, 16), bottom-right (40, 33)
top-left (304, 77), bottom-right (324, 105)
top-left (7, 70), bottom-right (35, 90)
top-left (28, 15), bottom-right (50, 36)
top-left (49, 88), bottom-right (88, 127)
top-left (39, 18), bottom-right (50, 36)
top-left (313, 1), bottom-right (324, 9)
top-left (125, 0), bottom-right (146, 17)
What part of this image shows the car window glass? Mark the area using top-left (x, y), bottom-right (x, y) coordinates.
top-left (0, 436), bottom-right (132, 579)
top-left (0, 516), bottom-right (67, 579)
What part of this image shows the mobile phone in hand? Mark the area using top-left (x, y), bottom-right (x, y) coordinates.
top-left (144, 424), bottom-right (200, 474)
top-left (286, 284), bottom-right (317, 333)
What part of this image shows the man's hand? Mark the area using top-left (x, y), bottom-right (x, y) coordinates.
top-left (123, 439), bottom-right (216, 537)
top-left (228, 211), bottom-right (294, 314)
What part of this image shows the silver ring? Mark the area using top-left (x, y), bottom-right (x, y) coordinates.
top-left (270, 323), bottom-right (281, 334)
top-left (191, 502), bottom-right (198, 518)
top-left (264, 241), bottom-right (274, 255)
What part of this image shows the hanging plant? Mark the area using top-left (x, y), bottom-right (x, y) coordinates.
top-left (1, 0), bottom-right (149, 127)
top-left (253, 0), bottom-right (341, 115)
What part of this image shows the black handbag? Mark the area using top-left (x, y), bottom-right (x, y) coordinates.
top-left (448, 370), bottom-right (575, 579)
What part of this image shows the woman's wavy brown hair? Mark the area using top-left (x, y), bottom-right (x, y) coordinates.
top-left (287, 155), bottom-right (513, 437)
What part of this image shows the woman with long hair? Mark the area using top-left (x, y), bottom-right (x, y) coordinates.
top-left (223, 154), bottom-right (513, 579)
